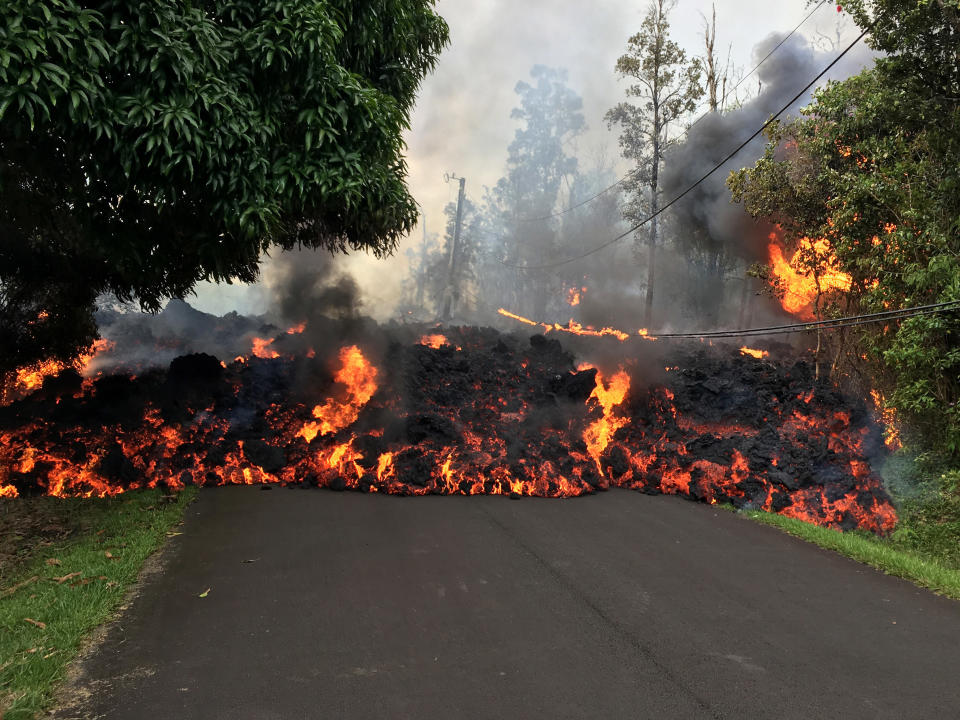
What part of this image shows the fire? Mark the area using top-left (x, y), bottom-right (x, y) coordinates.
top-left (767, 233), bottom-right (852, 318)
top-left (419, 334), bottom-right (449, 349)
top-left (582, 367), bottom-right (631, 473)
top-left (739, 347), bottom-right (769, 359)
top-left (0, 328), bottom-right (897, 535)
top-left (567, 286), bottom-right (587, 307)
top-left (298, 346), bottom-right (378, 443)
top-left (251, 336), bottom-right (280, 359)
top-left (497, 308), bottom-right (538, 327)
top-left (870, 390), bottom-right (902, 451)
top-left (497, 308), bottom-right (657, 342)
top-left (287, 322), bottom-right (307, 335)
top-left (2, 338), bottom-right (115, 405)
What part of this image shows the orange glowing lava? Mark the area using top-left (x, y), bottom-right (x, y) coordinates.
top-left (419, 334), bottom-right (449, 349)
top-left (2, 338), bottom-right (115, 405)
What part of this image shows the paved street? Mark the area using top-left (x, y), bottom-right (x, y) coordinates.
top-left (55, 487), bottom-right (960, 719)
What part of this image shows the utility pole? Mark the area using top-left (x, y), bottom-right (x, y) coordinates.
top-left (415, 214), bottom-right (427, 311)
top-left (442, 173), bottom-right (466, 321)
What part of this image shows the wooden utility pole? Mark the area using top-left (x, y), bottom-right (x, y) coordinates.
top-left (443, 174), bottom-right (466, 321)
top-left (415, 214), bottom-right (428, 311)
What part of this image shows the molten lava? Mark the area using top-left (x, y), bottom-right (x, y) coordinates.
top-left (0, 328), bottom-right (897, 535)
top-left (419, 334), bottom-right (449, 349)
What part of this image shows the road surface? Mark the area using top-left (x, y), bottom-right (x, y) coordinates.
top-left (55, 487), bottom-right (960, 719)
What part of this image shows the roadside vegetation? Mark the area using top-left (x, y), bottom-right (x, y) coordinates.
top-left (736, 457), bottom-right (960, 600)
top-left (0, 488), bottom-right (196, 719)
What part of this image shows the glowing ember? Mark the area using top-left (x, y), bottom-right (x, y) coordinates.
top-left (739, 347), bottom-right (769, 359)
top-left (419, 334), bottom-right (449, 349)
top-left (567, 286), bottom-right (587, 307)
top-left (767, 233), bottom-right (852, 318)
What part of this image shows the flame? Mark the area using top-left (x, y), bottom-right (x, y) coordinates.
top-left (497, 308), bottom-right (657, 342)
top-left (767, 233), bottom-right (852, 318)
top-left (251, 337), bottom-right (280, 359)
top-left (582, 367), bottom-right (631, 473)
top-left (567, 286), bottom-right (587, 307)
top-left (497, 308), bottom-right (538, 326)
top-left (298, 346), bottom-right (378, 443)
top-left (419, 334), bottom-right (449, 349)
top-left (739, 347), bottom-right (769, 359)
top-left (287, 322), bottom-right (307, 335)
top-left (2, 338), bottom-right (115, 405)
top-left (0, 330), bottom-right (896, 534)
top-left (870, 390), bottom-right (902, 451)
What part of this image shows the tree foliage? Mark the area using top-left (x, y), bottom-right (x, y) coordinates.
top-left (484, 65), bottom-right (585, 318)
top-left (0, 0), bottom-right (448, 373)
top-left (729, 2), bottom-right (960, 453)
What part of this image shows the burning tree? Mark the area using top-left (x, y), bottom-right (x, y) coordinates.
top-left (0, 0), bottom-right (449, 377)
top-left (727, 1), bottom-right (960, 454)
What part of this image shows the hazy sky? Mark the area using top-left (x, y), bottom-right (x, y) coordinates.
top-left (191, 0), bottom-right (859, 318)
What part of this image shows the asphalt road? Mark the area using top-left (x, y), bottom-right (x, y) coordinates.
top-left (55, 487), bottom-right (960, 719)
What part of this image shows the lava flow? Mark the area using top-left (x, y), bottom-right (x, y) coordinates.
top-left (0, 327), bottom-right (896, 534)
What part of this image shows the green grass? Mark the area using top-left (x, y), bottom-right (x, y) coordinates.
top-left (729, 453), bottom-right (960, 601)
top-left (0, 488), bottom-right (197, 719)
top-left (740, 509), bottom-right (960, 600)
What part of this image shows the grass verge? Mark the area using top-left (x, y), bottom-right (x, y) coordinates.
top-left (0, 488), bottom-right (197, 719)
top-left (740, 508), bottom-right (960, 601)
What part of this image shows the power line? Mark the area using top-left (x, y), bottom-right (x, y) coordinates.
top-left (501, 27), bottom-right (868, 270)
top-left (496, 301), bottom-right (960, 339)
top-left (653, 301), bottom-right (960, 339)
top-left (514, 0), bottom-right (830, 224)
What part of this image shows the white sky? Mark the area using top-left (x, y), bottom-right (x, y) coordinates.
top-left (191, 0), bottom-right (858, 318)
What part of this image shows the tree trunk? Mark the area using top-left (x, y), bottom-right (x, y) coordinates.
top-left (704, 4), bottom-right (718, 112)
top-left (645, 118), bottom-right (661, 328)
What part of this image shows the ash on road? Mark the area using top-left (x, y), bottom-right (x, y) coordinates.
top-left (56, 488), bottom-right (960, 720)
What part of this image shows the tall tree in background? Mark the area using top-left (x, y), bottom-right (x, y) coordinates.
top-left (486, 66), bottom-right (585, 317)
top-left (701, 4), bottom-right (720, 111)
top-left (0, 0), bottom-right (449, 375)
top-left (606, 0), bottom-right (703, 326)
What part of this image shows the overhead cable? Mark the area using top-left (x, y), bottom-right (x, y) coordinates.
top-left (514, 0), bottom-right (830, 224)
top-left (501, 26), bottom-right (868, 270)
